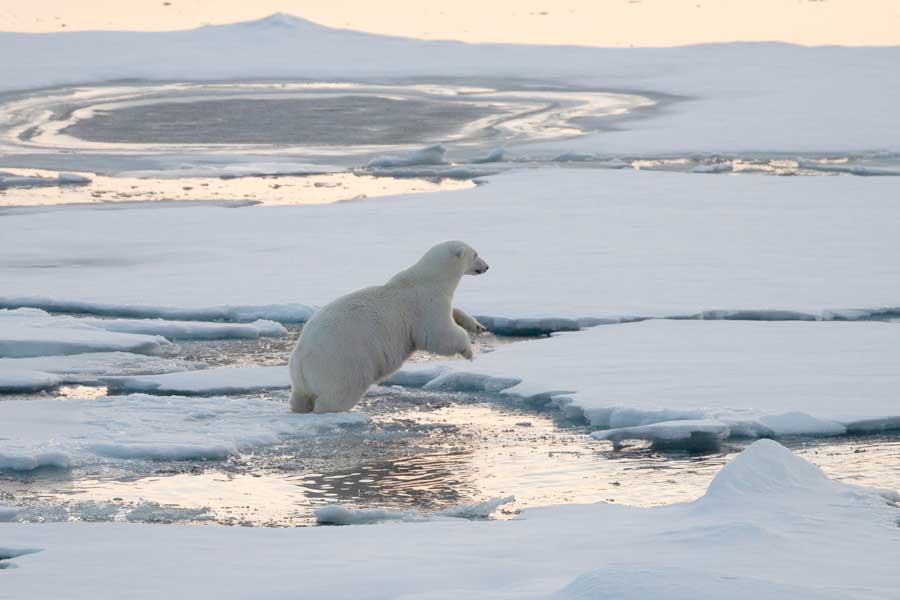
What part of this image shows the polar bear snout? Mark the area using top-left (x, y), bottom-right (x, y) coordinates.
top-left (469, 256), bottom-right (489, 275)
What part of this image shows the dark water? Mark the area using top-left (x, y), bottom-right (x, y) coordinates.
top-left (63, 96), bottom-right (499, 145)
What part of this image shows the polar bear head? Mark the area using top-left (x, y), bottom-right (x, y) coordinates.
top-left (422, 240), bottom-right (489, 279)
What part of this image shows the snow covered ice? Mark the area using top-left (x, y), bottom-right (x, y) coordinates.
top-left (405, 320), bottom-right (900, 442)
top-left (0, 394), bottom-right (369, 470)
top-left (3, 170), bottom-right (900, 323)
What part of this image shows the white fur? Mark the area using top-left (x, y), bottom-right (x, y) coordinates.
top-left (289, 240), bottom-right (489, 413)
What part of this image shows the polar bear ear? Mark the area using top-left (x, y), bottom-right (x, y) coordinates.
top-left (453, 246), bottom-right (466, 258)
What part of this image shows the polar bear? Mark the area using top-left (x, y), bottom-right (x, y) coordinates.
top-left (288, 240), bottom-right (489, 413)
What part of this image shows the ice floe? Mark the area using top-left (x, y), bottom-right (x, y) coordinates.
top-left (314, 496), bottom-right (514, 525)
top-left (0, 309), bottom-right (286, 362)
top-left (0, 394), bottom-right (369, 471)
top-left (0, 309), bottom-right (168, 358)
top-left (0, 299), bottom-right (315, 323)
top-left (398, 320), bottom-right (900, 441)
top-left (105, 365), bottom-right (289, 396)
top-left (0, 352), bottom-right (200, 393)
top-left (592, 420), bottom-right (732, 451)
top-left (3, 170), bottom-right (900, 324)
top-left (1, 441), bottom-right (897, 598)
top-left (72, 315), bottom-right (287, 340)
top-left (366, 144), bottom-right (447, 168)
top-left (0, 171), bottom-right (90, 188)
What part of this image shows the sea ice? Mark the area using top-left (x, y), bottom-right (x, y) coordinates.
top-left (105, 365), bottom-right (290, 395)
top-left (0, 309), bottom-right (168, 358)
top-left (399, 320), bottom-right (900, 439)
top-left (3, 170), bottom-right (899, 323)
top-left (0, 352), bottom-right (201, 393)
top-left (1, 441), bottom-right (897, 598)
top-left (366, 144), bottom-right (447, 168)
top-left (591, 419), bottom-right (732, 450)
top-left (315, 496), bottom-right (514, 525)
top-left (0, 394), bottom-right (370, 471)
top-left (0, 171), bottom-right (90, 188)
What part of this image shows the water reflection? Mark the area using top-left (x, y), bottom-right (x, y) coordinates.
top-left (2, 397), bottom-right (898, 527)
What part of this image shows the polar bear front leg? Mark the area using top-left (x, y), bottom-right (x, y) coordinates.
top-left (424, 319), bottom-right (474, 360)
top-left (452, 307), bottom-right (488, 334)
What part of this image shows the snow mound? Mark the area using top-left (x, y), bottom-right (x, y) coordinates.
top-left (366, 144), bottom-right (447, 168)
top-left (703, 439), bottom-right (834, 501)
top-left (0, 394), bottom-right (369, 471)
top-left (592, 419), bottom-right (730, 451)
top-left (105, 365), bottom-right (289, 396)
top-left (0, 309), bottom-right (168, 358)
top-left (315, 496), bottom-right (514, 525)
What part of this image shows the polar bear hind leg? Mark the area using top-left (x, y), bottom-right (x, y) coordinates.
top-left (312, 381), bottom-right (370, 414)
top-left (290, 387), bottom-right (316, 413)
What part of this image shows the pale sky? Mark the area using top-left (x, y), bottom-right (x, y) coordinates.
top-left (1, 0), bottom-right (899, 46)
